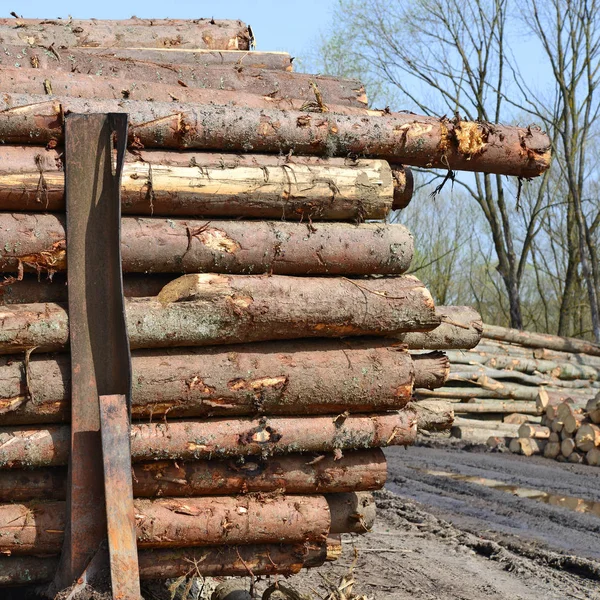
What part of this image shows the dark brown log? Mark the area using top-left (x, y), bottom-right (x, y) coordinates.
top-left (412, 351), bottom-right (450, 389)
top-left (0, 339), bottom-right (414, 425)
top-left (0, 543), bottom-right (325, 586)
top-left (0, 44), bottom-right (293, 70)
top-left (0, 274), bottom-right (439, 354)
top-left (0, 214), bottom-right (413, 276)
top-left (396, 306), bottom-right (482, 350)
top-left (0, 95), bottom-right (551, 177)
top-left (0, 146), bottom-right (395, 220)
top-left (483, 324), bottom-right (600, 357)
top-left (0, 449), bottom-right (386, 502)
top-left (0, 411), bottom-right (417, 468)
top-left (0, 18), bottom-right (251, 49)
top-left (410, 399), bottom-right (454, 431)
top-left (326, 492), bottom-right (375, 533)
top-left (0, 65), bottom-right (366, 108)
top-left (0, 494), bottom-right (330, 554)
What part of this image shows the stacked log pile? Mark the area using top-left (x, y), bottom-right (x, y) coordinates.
top-left (416, 325), bottom-right (600, 463)
top-left (0, 17), bottom-right (551, 591)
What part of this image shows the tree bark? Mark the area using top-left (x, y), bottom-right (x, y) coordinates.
top-left (483, 324), bottom-right (600, 356)
top-left (0, 543), bottom-right (326, 587)
top-left (0, 18), bottom-right (251, 49)
top-left (453, 401), bottom-right (540, 415)
top-left (410, 400), bottom-right (454, 432)
top-left (0, 94), bottom-right (552, 177)
top-left (396, 306), bottom-right (482, 350)
top-left (0, 146), bottom-right (399, 220)
top-left (0, 66), bottom-right (367, 108)
top-left (411, 351), bottom-right (450, 390)
top-left (0, 274), bottom-right (439, 354)
top-left (0, 215), bottom-right (413, 276)
top-left (0, 449), bottom-right (387, 502)
top-left (0, 494), bottom-right (330, 555)
top-left (0, 411), bottom-right (417, 468)
top-left (391, 165), bottom-right (414, 210)
top-left (0, 339), bottom-right (415, 425)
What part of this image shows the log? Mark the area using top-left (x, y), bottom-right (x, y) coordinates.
top-left (564, 413), bottom-right (585, 434)
top-left (504, 413), bottom-right (537, 425)
top-left (483, 324), bottom-right (600, 357)
top-left (0, 146), bottom-right (397, 220)
top-left (410, 400), bottom-right (454, 432)
top-left (0, 543), bottom-right (325, 587)
top-left (561, 428), bottom-right (572, 441)
top-left (0, 66), bottom-right (367, 108)
top-left (575, 423), bottom-right (600, 452)
top-left (326, 492), bottom-right (375, 533)
top-left (0, 94), bottom-right (551, 177)
top-left (509, 438), bottom-right (546, 456)
top-left (0, 339), bottom-right (415, 425)
top-left (0, 274), bottom-right (439, 355)
top-left (586, 447), bottom-right (600, 466)
top-left (517, 424), bottom-right (550, 439)
top-left (453, 417), bottom-right (520, 434)
top-left (0, 214), bottom-right (414, 276)
top-left (586, 394), bottom-right (600, 424)
top-left (411, 351), bottom-right (450, 389)
top-left (453, 401), bottom-right (540, 415)
top-left (544, 442), bottom-right (561, 459)
top-left (0, 449), bottom-right (387, 502)
top-left (561, 438), bottom-right (576, 458)
top-left (0, 18), bottom-right (251, 50)
top-left (486, 436), bottom-right (511, 448)
top-left (391, 165), bottom-right (414, 210)
top-left (536, 389), bottom-right (592, 411)
top-left (452, 426), bottom-right (514, 443)
top-left (396, 306), bottom-right (482, 350)
top-left (568, 451), bottom-right (584, 464)
top-left (0, 411), bottom-right (417, 468)
top-left (0, 494), bottom-right (330, 554)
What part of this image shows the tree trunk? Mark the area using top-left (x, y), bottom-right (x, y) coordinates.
top-left (0, 449), bottom-right (387, 502)
top-left (544, 442), bottom-right (561, 459)
top-left (586, 395), bottom-right (600, 424)
top-left (396, 306), bottom-right (482, 350)
top-left (410, 400), bottom-right (454, 432)
top-left (452, 418), bottom-right (520, 434)
top-left (0, 411), bottom-right (417, 468)
top-left (575, 423), bottom-right (600, 452)
top-left (509, 438), bottom-right (546, 456)
top-left (0, 542), bottom-right (326, 587)
top-left (0, 146), bottom-right (400, 220)
top-left (483, 324), bottom-right (600, 356)
top-left (0, 274), bottom-right (439, 354)
top-left (0, 66), bottom-right (367, 108)
top-left (326, 492), bottom-right (375, 533)
top-left (0, 18), bottom-right (251, 50)
top-left (517, 424), bottom-right (550, 439)
top-left (0, 95), bottom-right (551, 177)
top-left (453, 401), bottom-right (539, 415)
top-left (0, 494), bottom-right (330, 555)
top-left (0, 339), bottom-right (416, 425)
top-left (452, 426), bottom-right (517, 443)
top-left (0, 214), bottom-right (413, 276)
top-left (411, 351), bottom-right (450, 390)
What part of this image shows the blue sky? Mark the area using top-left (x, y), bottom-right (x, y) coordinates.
top-left (9, 0), bottom-right (335, 58)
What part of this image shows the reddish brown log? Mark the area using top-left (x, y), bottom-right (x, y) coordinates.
top-left (391, 165), bottom-right (414, 210)
top-left (0, 449), bottom-right (386, 502)
top-left (0, 411), bottom-right (417, 468)
top-left (0, 18), bottom-right (251, 50)
top-left (396, 306), bottom-right (483, 350)
top-left (412, 351), bottom-right (450, 389)
top-left (0, 66), bottom-right (366, 108)
top-left (0, 543), bottom-right (325, 586)
top-left (0, 494), bottom-right (330, 554)
top-left (0, 274), bottom-right (439, 355)
top-left (0, 146), bottom-right (397, 220)
top-left (0, 44), bottom-right (293, 70)
top-left (327, 492), bottom-right (376, 533)
top-left (0, 339), bottom-right (414, 425)
top-left (0, 214), bottom-right (413, 276)
top-left (0, 95), bottom-right (551, 177)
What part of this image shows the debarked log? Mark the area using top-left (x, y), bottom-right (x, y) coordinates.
top-left (0, 339), bottom-right (415, 425)
top-left (453, 401), bottom-right (540, 415)
top-left (0, 543), bottom-right (325, 587)
top-left (0, 411), bottom-right (417, 468)
top-left (0, 494), bottom-right (330, 555)
top-left (0, 146), bottom-right (397, 220)
top-left (0, 66), bottom-right (367, 108)
top-left (0, 95), bottom-right (551, 177)
top-left (0, 18), bottom-right (251, 50)
top-left (0, 449), bottom-right (387, 502)
top-left (0, 274), bottom-right (439, 354)
top-left (0, 214), bottom-right (413, 276)
top-left (395, 306), bottom-right (482, 350)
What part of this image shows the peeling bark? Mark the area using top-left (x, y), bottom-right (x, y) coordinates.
top-left (0, 274), bottom-right (439, 354)
top-left (0, 94), bottom-right (551, 177)
top-left (0, 411), bottom-right (417, 468)
top-left (411, 351), bottom-right (450, 389)
top-left (0, 214), bottom-right (413, 276)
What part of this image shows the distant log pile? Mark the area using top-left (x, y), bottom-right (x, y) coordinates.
top-left (416, 325), bottom-right (600, 466)
top-left (0, 15), bottom-right (554, 592)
